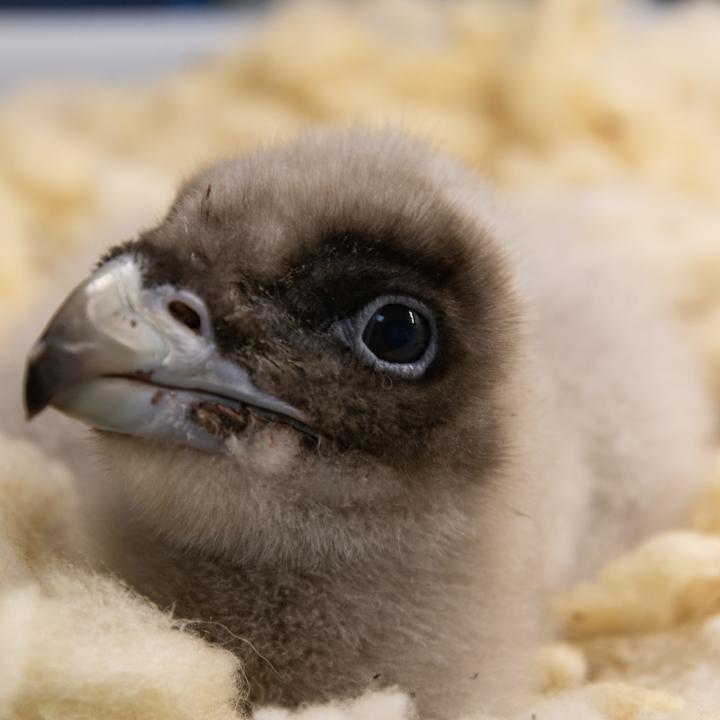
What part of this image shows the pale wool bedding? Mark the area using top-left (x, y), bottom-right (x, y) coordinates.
top-left (2, 1), bottom-right (720, 718)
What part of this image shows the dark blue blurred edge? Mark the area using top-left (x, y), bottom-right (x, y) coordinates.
top-left (0, 1), bottom-right (263, 7)
top-left (0, 0), bottom-right (699, 8)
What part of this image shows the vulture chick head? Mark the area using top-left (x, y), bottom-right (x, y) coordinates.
top-left (26, 132), bottom-right (518, 569)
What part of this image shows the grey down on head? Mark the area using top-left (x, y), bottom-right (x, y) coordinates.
top-left (11, 130), bottom-right (714, 719)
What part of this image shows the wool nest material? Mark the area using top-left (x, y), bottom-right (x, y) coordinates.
top-left (2, 1), bottom-right (720, 718)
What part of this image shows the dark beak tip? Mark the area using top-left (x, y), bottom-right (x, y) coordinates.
top-left (23, 359), bottom-right (52, 421)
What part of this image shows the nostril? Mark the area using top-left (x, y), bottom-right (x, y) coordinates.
top-left (168, 300), bottom-right (203, 334)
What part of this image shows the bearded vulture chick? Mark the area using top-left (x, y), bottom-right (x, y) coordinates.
top-left (24, 131), bottom-right (712, 718)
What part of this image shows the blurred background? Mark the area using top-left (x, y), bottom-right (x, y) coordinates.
top-left (0, 2), bottom-right (263, 94)
top-left (0, 0), bottom-right (695, 96)
top-left (1, 0), bottom-right (719, 406)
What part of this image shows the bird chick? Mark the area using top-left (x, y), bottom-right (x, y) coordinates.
top-left (23, 131), bottom-right (712, 718)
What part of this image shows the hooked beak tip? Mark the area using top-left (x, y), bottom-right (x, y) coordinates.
top-left (24, 364), bottom-right (50, 420)
top-left (24, 341), bottom-right (56, 420)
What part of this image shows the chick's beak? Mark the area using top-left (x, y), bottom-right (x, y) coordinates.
top-left (24, 254), bottom-right (313, 452)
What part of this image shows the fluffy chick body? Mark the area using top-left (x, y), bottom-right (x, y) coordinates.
top-left (6, 131), bottom-right (713, 718)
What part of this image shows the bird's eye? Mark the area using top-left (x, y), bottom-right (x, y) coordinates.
top-left (332, 295), bottom-right (438, 379)
top-left (362, 304), bottom-right (430, 364)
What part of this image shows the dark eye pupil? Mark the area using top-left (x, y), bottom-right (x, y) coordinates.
top-left (362, 304), bottom-right (430, 364)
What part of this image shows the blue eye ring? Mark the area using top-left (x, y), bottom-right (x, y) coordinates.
top-left (331, 295), bottom-right (438, 379)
